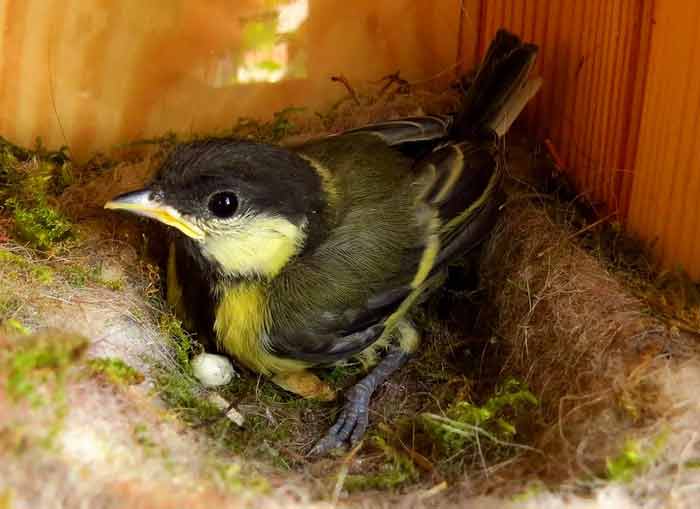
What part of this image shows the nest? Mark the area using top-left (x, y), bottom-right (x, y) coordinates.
top-left (2, 79), bottom-right (700, 509)
top-left (469, 156), bottom-right (700, 504)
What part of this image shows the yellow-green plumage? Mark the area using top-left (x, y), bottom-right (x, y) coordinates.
top-left (107, 28), bottom-right (540, 450)
top-left (163, 133), bottom-right (501, 383)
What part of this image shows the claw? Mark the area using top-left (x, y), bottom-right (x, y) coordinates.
top-left (309, 346), bottom-right (412, 456)
top-left (310, 386), bottom-right (372, 456)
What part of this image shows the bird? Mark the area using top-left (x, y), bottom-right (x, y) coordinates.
top-left (105, 29), bottom-right (540, 455)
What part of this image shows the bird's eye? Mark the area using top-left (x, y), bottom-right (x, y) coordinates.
top-left (208, 192), bottom-right (238, 218)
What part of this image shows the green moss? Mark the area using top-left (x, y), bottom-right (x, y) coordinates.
top-left (213, 463), bottom-right (271, 494)
top-left (31, 265), bottom-right (55, 284)
top-left (63, 265), bottom-right (93, 287)
top-left (0, 248), bottom-right (54, 285)
top-left (158, 313), bottom-right (201, 371)
top-left (53, 161), bottom-right (74, 194)
top-left (152, 344), bottom-right (201, 414)
top-left (86, 357), bottom-right (144, 386)
top-left (132, 423), bottom-right (158, 452)
top-left (130, 422), bottom-right (176, 468)
top-left (605, 433), bottom-right (668, 482)
top-left (1, 331), bottom-right (86, 448)
top-left (0, 138), bottom-right (74, 250)
top-left (59, 262), bottom-right (125, 290)
top-left (150, 313), bottom-right (229, 429)
top-left (344, 436), bottom-right (418, 492)
top-left (0, 137), bottom-right (70, 197)
top-left (0, 297), bottom-right (22, 319)
top-left (4, 331), bottom-right (88, 404)
top-left (150, 362), bottom-right (250, 459)
top-left (98, 277), bottom-right (125, 291)
top-left (3, 318), bottom-right (30, 335)
top-left (420, 378), bottom-right (538, 456)
top-left (0, 249), bottom-right (26, 265)
top-left (5, 197), bottom-right (72, 250)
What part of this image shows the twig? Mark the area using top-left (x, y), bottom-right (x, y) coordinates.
top-left (378, 422), bottom-right (434, 471)
top-left (194, 392), bottom-right (245, 428)
top-left (422, 414), bottom-right (543, 455)
top-left (536, 212), bottom-right (618, 259)
top-left (544, 138), bottom-right (566, 173)
top-left (654, 313), bottom-right (700, 338)
top-left (331, 441), bottom-right (364, 506)
top-left (417, 481), bottom-right (448, 500)
top-left (499, 193), bottom-right (556, 211)
top-left (330, 75), bottom-right (360, 106)
top-left (408, 62), bottom-right (462, 87)
top-left (47, 28), bottom-right (68, 148)
top-left (376, 71), bottom-right (410, 98)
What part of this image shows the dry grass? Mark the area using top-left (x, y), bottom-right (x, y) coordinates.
top-left (480, 200), bottom-right (667, 477)
top-left (460, 148), bottom-right (700, 505)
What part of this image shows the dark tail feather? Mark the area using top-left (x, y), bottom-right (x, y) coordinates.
top-left (452, 29), bottom-right (541, 139)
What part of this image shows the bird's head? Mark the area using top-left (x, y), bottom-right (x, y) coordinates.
top-left (105, 138), bottom-right (325, 279)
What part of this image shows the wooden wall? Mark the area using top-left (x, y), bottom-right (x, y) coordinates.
top-left (2, 0), bottom-right (700, 277)
top-left (0, 0), bottom-right (467, 160)
top-left (626, 0), bottom-right (700, 276)
top-left (475, 0), bottom-right (700, 278)
top-left (475, 0), bottom-right (653, 216)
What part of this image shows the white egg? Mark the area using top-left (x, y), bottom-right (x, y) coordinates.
top-left (191, 353), bottom-right (236, 387)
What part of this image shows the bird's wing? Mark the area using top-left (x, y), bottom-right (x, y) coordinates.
top-left (267, 134), bottom-right (430, 364)
top-left (416, 141), bottom-right (503, 273)
top-left (334, 115), bottom-right (452, 146)
top-left (266, 135), bottom-right (501, 366)
top-left (267, 279), bottom-right (418, 364)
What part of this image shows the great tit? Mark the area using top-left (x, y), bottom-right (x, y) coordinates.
top-left (105, 29), bottom-right (540, 455)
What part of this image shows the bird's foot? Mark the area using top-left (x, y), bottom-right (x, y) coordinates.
top-left (309, 347), bottom-right (411, 456)
top-left (310, 379), bottom-right (374, 455)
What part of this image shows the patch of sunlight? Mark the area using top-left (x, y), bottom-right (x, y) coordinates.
top-left (212, 0), bottom-right (309, 86)
top-left (277, 0), bottom-right (309, 34)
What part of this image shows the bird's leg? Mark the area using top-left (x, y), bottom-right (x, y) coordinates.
top-left (310, 320), bottom-right (419, 456)
top-left (310, 347), bottom-right (410, 455)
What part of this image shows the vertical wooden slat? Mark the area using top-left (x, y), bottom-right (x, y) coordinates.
top-left (40, 0), bottom-right (72, 149)
top-left (574, 0), bottom-right (603, 190)
top-left (539, 0), bottom-right (560, 141)
top-left (604, 3), bottom-right (631, 210)
top-left (555, 0), bottom-right (581, 175)
top-left (654, 4), bottom-right (696, 264)
top-left (628, 0), bottom-right (700, 278)
top-left (478, 0), bottom-right (651, 215)
top-left (0, 1), bottom-right (30, 141)
top-left (592, 0), bottom-right (620, 203)
top-left (525, 0), bottom-right (546, 129)
top-left (69, 0), bottom-right (122, 153)
top-left (457, 0), bottom-right (482, 76)
top-left (0, 3), bottom-right (8, 135)
top-left (617, 0), bottom-right (654, 217)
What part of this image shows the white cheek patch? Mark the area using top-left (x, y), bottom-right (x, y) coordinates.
top-left (203, 214), bottom-right (306, 278)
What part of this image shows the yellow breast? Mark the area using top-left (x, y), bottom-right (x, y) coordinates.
top-left (213, 282), bottom-right (307, 376)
